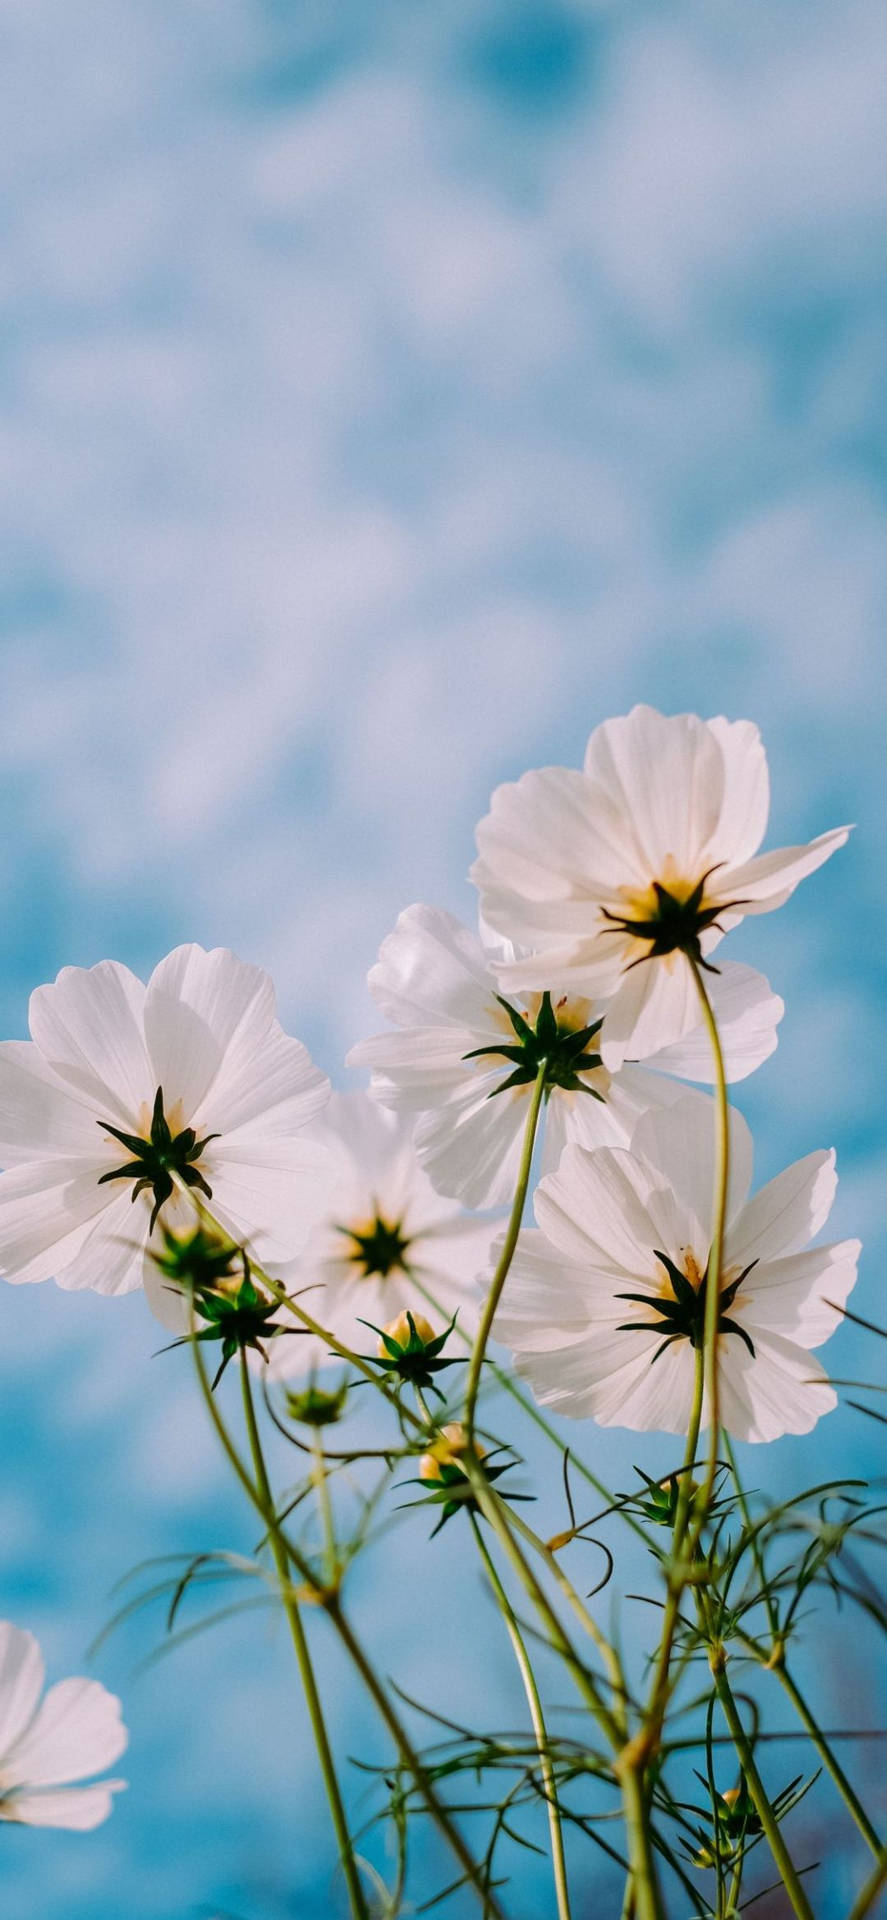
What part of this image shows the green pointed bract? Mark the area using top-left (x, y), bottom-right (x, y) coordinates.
top-left (154, 1241), bottom-right (289, 1387)
top-left (97, 1086), bottom-right (220, 1233)
top-left (462, 991), bottom-right (606, 1102)
top-left (599, 864), bottom-right (751, 972)
top-left (616, 1252), bottom-right (758, 1363)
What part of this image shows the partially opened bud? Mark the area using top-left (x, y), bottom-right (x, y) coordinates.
top-left (420, 1423), bottom-right (484, 1481)
top-left (379, 1310), bottom-right (435, 1356)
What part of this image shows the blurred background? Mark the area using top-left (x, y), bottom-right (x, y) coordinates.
top-left (1, 1), bottom-right (886, 1914)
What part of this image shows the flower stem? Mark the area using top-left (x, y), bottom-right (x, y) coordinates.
top-left (189, 1319), bottom-right (368, 1920)
top-left (774, 1664), bottom-right (884, 1860)
top-left (709, 1654), bottom-right (815, 1920)
top-left (238, 1353), bottom-right (370, 1920)
top-left (465, 1062), bottom-right (547, 1440)
top-left (470, 1516), bottom-right (574, 1920)
top-left (687, 952), bottom-right (730, 1510)
top-left (723, 1432), bottom-right (883, 1860)
top-left (311, 1429), bottom-right (338, 1589)
top-left (617, 1762), bottom-right (666, 1920)
top-left (325, 1593), bottom-right (510, 1920)
top-left (847, 1850), bottom-right (887, 1920)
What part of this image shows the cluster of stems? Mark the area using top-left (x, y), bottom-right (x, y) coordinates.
top-left (168, 950), bottom-right (884, 1919)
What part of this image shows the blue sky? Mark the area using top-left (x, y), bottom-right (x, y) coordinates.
top-left (1, 2), bottom-right (886, 1915)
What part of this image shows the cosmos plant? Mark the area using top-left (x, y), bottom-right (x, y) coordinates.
top-left (0, 707), bottom-right (883, 1920)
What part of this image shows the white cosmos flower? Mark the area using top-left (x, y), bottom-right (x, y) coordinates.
top-left (261, 1092), bottom-right (498, 1379)
top-left (495, 1096), bottom-right (859, 1444)
top-left (347, 905), bottom-right (783, 1211)
top-left (0, 945), bottom-right (332, 1328)
top-left (472, 706), bottom-right (849, 1069)
top-left (0, 1622), bottom-right (127, 1830)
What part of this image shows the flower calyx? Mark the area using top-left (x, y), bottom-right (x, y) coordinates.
top-left (409, 1424), bottom-right (525, 1537)
top-left (337, 1213), bottom-right (411, 1279)
top-left (98, 1085), bottom-right (219, 1232)
top-left (463, 991), bottom-right (605, 1101)
top-left (284, 1378), bottom-right (349, 1428)
top-left (617, 1250), bottom-right (758, 1364)
top-left (600, 867), bottom-right (748, 973)
top-left (153, 1233), bottom-right (289, 1388)
top-left (690, 1777), bottom-right (764, 1869)
top-left (358, 1310), bottom-right (461, 1398)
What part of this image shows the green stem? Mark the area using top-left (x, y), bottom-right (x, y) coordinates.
top-left (773, 1665), bottom-right (883, 1861)
top-left (687, 953), bottom-right (730, 1512)
top-left (238, 1352), bottom-right (370, 1920)
top-left (311, 1429), bottom-right (338, 1591)
top-left (710, 1658), bottom-right (814, 1920)
top-left (642, 1344), bottom-right (706, 1756)
top-left (326, 1595), bottom-right (510, 1920)
top-left (470, 1517), bottom-right (573, 1920)
top-left (847, 1851), bottom-right (887, 1920)
top-left (618, 1763), bottom-right (666, 1920)
top-left (465, 1063), bottom-right (547, 1439)
top-left (505, 1506), bottom-right (627, 1726)
top-left (723, 1434), bottom-right (883, 1860)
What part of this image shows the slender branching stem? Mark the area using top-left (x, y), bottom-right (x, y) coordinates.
top-left (310, 1430), bottom-right (339, 1589)
top-left (465, 1062), bottom-right (547, 1440)
top-left (847, 1850), bottom-right (887, 1920)
top-left (707, 1643), bottom-right (814, 1920)
top-left (723, 1433), bottom-right (883, 1860)
top-left (237, 1351), bottom-right (370, 1920)
top-left (471, 1516), bottom-right (574, 1920)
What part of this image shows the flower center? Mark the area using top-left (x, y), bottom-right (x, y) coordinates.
top-left (97, 1085), bottom-right (219, 1234)
top-left (340, 1212), bottom-right (411, 1279)
top-left (462, 990), bottom-right (607, 1103)
top-left (616, 1248), bottom-right (758, 1364)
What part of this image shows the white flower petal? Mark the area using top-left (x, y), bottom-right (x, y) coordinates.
top-left (4, 1677), bottom-right (127, 1789)
top-left (0, 1159), bottom-right (119, 1287)
top-left (583, 706), bottom-right (724, 879)
top-left (0, 1043), bottom-right (104, 1166)
top-left (599, 955), bottom-right (714, 1072)
top-left (495, 1232), bottom-right (601, 1352)
top-left (0, 1626), bottom-right (43, 1763)
top-left (726, 1150), bottom-right (836, 1269)
top-left (142, 1251), bottom-right (191, 1334)
top-left (54, 1187), bottom-right (151, 1297)
top-left (0, 1782), bottom-right (126, 1829)
top-left (717, 1332), bottom-right (837, 1443)
top-left (413, 1076), bottom-right (530, 1210)
top-left (534, 1143), bottom-right (671, 1278)
top-left (644, 963), bottom-right (783, 1085)
top-left (737, 1239), bottom-right (860, 1348)
top-left (348, 1027), bottom-right (481, 1100)
top-left (144, 944), bottom-right (273, 1123)
top-left (28, 962), bottom-right (152, 1127)
top-left (716, 827), bottom-right (850, 914)
top-left (473, 765), bottom-right (627, 942)
top-left (207, 1137), bottom-right (335, 1265)
top-left (701, 717), bottom-right (770, 869)
top-left (364, 904), bottom-right (501, 1032)
top-left (631, 1095), bottom-right (754, 1233)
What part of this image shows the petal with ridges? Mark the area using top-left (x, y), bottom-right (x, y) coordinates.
top-left (0, 1782), bottom-right (126, 1829)
top-left (726, 1150), bottom-right (836, 1269)
top-left (28, 962), bottom-right (151, 1126)
top-left (4, 1677), bottom-right (127, 1788)
top-left (0, 1626), bottom-right (44, 1763)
